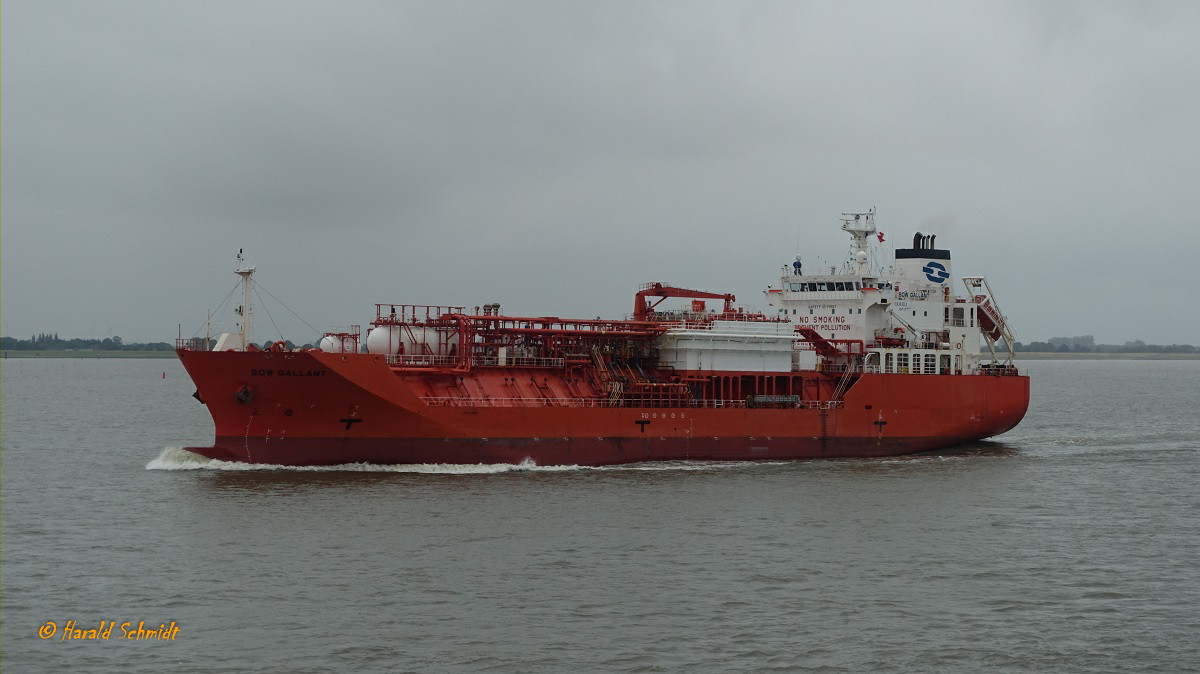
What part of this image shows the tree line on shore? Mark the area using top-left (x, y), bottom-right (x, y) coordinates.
top-left (1011, 335), bottom-right (1196, 353)
top-left (1, 333), bottom-right (318, 351)
top-left (1, 333), bottom-right (175, 351)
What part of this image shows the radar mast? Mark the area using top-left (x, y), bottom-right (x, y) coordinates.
top-left (840, 207), bottom-right (876, 275)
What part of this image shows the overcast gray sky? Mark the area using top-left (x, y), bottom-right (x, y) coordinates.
top-left (4, 1), bottom-right (1199, 345)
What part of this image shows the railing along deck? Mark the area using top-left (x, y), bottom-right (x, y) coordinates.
top-left (385, 354), bottom-right (567, 368)
top-left (419, 397), bottom-right (844, 409)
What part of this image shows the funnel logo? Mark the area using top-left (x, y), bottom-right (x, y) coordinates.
top-left (923, 261), bottom-right (949, 284)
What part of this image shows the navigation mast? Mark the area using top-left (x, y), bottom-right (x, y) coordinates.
top-left (234, 250), bottom-right (255, 350)
top-left (840, 208), bottom-right (876, 275)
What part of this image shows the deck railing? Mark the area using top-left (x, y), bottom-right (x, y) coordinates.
top-left (385, 354), bottom-right (567, 368)
top-left (175, 337), bottom-right (210, 351)
top-left (473, 356), bottom-right (567, 368)
top-left (419, 396), bottom-right (844, 410)
top-left (385, 354), bottom-right (459, 367)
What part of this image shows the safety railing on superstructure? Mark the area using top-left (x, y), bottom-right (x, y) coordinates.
top-left (628, 312), bottom-right (785, 324)
top-left (654, 319), bottom-right (793, 332)
top-left (472, 356), bottom-right (567, 368)
top-left (386, 354), bottom-right (458, 367)
top-left (176, 337), bottom-right (210, 351)
top-left (822, 363), bottom-right (882, 375)
top-left (419, 396), bottom-right (844, 409)
top-left (374, 304), bottom-right (466, 324)
top-left (979, 363), bottom-right (1022, 376)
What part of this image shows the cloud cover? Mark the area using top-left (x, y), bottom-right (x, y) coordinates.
top-left (5, 0), bottom-right (1199, 344)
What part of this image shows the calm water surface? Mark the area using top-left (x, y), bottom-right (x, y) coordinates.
top-left (3, 358), bottom-right (1198, 672)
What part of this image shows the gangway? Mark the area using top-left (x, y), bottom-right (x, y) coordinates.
top-left (963, 276), bottom-right (1016, 365)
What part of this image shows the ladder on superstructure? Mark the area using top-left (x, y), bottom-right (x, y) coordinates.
top-left (796, 326), bottom-right (861, 403)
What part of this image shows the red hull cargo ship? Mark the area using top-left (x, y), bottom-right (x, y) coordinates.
top-left (177, 210), bottom-right (1028, 466)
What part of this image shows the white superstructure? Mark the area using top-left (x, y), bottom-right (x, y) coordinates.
top-left (761, 209), bottom-right (1015, 374)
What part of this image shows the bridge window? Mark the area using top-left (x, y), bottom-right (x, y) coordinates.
top-left (885, 353), bottom-right (894, 373)
top-left (925, 354), bottom-right (937, 373)
top-left (897, 353), bottom-right (910, 373)
top-left (835, 282), bottom-right (845, 291)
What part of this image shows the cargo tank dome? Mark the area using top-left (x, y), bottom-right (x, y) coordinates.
top-left (366, 326), bottom-right (403, 355)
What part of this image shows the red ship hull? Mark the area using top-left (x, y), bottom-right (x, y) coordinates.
top-left (178, 349), bottom-right (1029, 466)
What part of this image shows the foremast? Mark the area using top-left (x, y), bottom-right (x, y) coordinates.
top-left (235, 250), bottom-right (256, 350)
top-left (204, 250), bottom-right (257, 352)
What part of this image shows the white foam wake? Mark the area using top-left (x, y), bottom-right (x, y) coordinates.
top-left (145, 447), bottom-right (781, 474)
top-left (146, 447), bottom-right (216, 470)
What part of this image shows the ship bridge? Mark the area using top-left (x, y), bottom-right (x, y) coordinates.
top-left (764, 210), bottom-right (1017, 373)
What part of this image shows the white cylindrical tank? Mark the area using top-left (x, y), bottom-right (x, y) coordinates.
top-left (365, 326), bottom-right (404, 355)
top-left (400, 326), bottom-right (429, 355)
top-left (319, 335), bottom-right (352, 353)
top-left (378, 326), bottom-right (463, 356)
top-left (424, 328), bottom-right (460, 357)
top-left (401, 326), bottom-right (453, 356)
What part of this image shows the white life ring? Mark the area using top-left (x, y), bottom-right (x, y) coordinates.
top-left (955, 342), bottom-right (963, 350)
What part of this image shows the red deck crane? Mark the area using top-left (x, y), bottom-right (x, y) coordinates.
top-left (633, 282), bottom-right (735, 321)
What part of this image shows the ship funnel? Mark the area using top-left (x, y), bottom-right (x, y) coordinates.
top-left (894, 234), bottom-right (951, 288)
